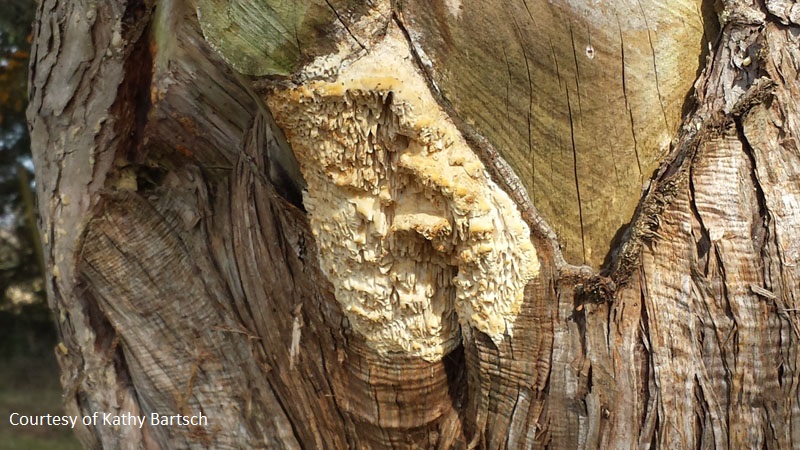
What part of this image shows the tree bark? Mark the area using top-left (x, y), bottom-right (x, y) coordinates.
top-left (28, 0), bottom-right (800, 448)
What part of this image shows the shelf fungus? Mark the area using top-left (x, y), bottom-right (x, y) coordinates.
top-left (268, 27), bottom-right (539, 361)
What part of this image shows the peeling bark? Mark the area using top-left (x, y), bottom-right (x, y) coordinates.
top-left (28, 0), bottom-right (800, 448)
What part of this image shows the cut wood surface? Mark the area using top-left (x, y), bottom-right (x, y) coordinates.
top-left (27, 0), bottom-right (800, 448)
top-left (397, 0), bottom-right (713, 266)
top-left (195, 0), bottom-right (384, 76)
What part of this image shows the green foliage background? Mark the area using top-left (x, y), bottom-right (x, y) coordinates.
top-left (0, 0), bottom-right (42, 310)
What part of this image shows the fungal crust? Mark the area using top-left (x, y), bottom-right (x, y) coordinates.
top-left (268, 26), bottom-right (539, 361)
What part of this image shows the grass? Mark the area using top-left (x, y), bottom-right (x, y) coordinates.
top-left (0, 355), bottom-right (82, 450)
top-left (0, 434), bottom-right (82, 450)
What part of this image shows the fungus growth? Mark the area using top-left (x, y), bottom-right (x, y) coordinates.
top-left (268, 27), bottom-right (539, 361)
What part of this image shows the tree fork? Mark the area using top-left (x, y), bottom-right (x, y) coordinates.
top-left (28, 0), bottom-right (800, 448)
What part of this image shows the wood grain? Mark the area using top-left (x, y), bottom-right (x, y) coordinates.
top-left (398, 0), bottom-right (713, 266)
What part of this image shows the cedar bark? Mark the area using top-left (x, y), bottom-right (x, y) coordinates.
top-left (28, 0), bottom-right (800, 449)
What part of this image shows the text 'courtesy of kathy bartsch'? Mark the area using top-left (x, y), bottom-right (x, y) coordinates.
top-left (9, 411), bottom-right (208, 429)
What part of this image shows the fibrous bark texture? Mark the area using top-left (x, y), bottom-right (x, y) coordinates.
top-left (28, 0), bottom-right (800, 449)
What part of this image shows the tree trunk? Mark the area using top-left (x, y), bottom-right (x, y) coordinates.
top-left (27, 0), bottom-right (800, 448)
